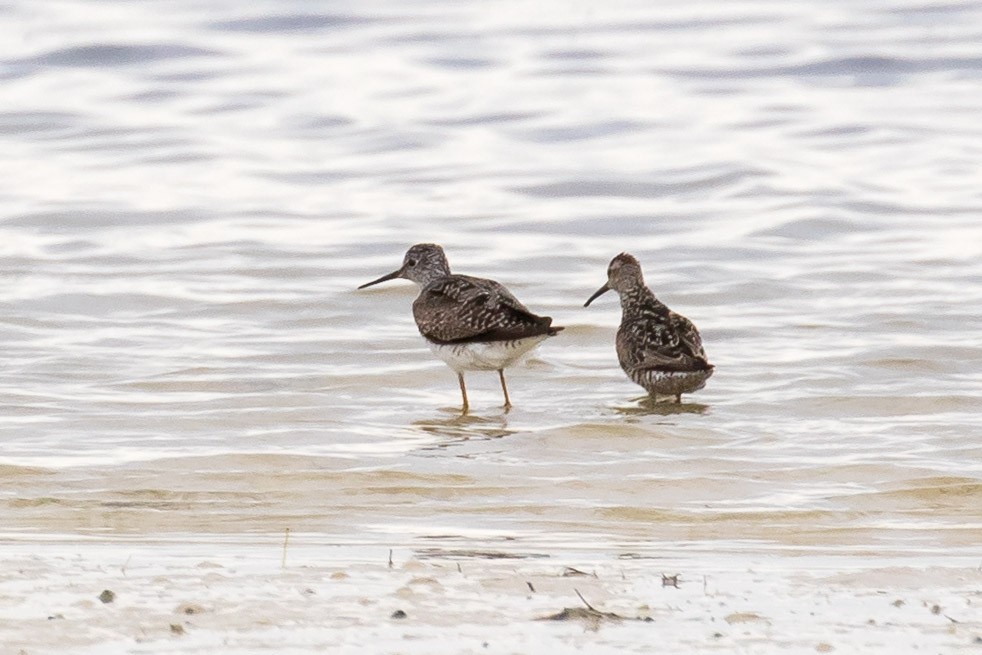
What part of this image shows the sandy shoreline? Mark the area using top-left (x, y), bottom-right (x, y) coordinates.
top-left (2, 538), bottom-right (979, 654)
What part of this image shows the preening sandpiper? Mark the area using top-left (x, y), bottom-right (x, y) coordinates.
top-left (584, 253), bottom-right (713, 403)
top-left (359, 243), bottom-right (563, 413)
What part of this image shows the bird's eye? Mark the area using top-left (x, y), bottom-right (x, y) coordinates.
top-left (407, 258), bottom-right (418, 267)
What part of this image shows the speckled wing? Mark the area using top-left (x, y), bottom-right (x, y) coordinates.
top-left (412, 274), bottom-right (557, 344)
top-left (618, 312), bottom-right (711, 373)
top-left (672, 312), bottom-right (711, 362)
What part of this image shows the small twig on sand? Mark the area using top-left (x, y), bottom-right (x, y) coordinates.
top-left (537, 589), bottom-right (645, 624)
top-left (388, 549), bottom-right (394, 569)
top-left (281, 528), bottom-right (290, 569)
top-left (527, 581), bottom-right (536, 593)
top-left (574, 588), bottom-right (597, 612)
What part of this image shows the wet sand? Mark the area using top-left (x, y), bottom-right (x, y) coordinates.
top-left (2, 539), bottom-right (979, 653)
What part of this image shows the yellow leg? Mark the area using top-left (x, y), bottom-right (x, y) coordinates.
top-left (458, 373), bottom-right (469, 414)
top-left (498, 369), bottom-right (512, 410)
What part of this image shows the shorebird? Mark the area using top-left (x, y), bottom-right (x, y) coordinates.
top-left (584, 253), bottom-right (713, 403)
top-left (359, 243), bottom-right (563, 413)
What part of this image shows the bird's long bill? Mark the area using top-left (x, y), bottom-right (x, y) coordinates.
top-left (584, 282), bottom-right (611, 307)
top-left (358, 268), bottom-right (403, 289)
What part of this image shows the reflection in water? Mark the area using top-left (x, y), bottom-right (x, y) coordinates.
top-left (413, 411), bottom-right (515, 446)
top-left (613, 395), bottom-right (710, 417)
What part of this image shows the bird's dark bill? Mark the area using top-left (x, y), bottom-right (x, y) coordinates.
top-left (584, 283), bottom-right (611, 307)
top-left (358, 269), bottom-right (403, 289)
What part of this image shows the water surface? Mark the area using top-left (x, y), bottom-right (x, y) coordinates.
top-left (2, 0), bottom-right (981, 572)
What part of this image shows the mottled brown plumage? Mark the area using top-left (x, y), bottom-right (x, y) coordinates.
top-left (359, 243), bottom-right (562, 412)
top-left (413, 274), bottom-right (558, 344)
top-left (584, 253), bottom-right (713, 402)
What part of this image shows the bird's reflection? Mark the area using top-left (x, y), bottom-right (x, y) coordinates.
top-left (614, 395), bottom-right (710, 417)
top-left (413, 409), bottom-right (514, 446)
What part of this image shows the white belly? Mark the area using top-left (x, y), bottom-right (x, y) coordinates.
top-left (426, 335), bottom-right (550, 372)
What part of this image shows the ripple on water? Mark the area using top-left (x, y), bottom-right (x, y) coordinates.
top-left (854, 477), bottom-right (982, 509)
top-left (663, 54), bottom-right (982, 82)
top-left (514, 169), bottom-right (766, 199)
top-left (209, 13), bottom-right (383, 33)
top-left (28, 44), bottom-right (220, 68)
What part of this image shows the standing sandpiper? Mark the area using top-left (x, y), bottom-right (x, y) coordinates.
top-left (359, 243), bottom-right (563, 413)
top-left (584, 253), bottom-right (713, 403)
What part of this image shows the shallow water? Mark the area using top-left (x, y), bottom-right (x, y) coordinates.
top-left (1, 0), bottom-right (982, 648)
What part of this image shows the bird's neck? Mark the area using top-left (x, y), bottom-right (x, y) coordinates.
top-left (416, 264), bottom-right (452, 286)
top-left (619, 284), bottom-right (665, 320)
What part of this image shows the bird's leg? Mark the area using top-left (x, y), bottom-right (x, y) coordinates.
top-left (498, 369), bottom-right (512, 411)
top-left (458, 373), bottom-right (470, 414)
top-left (675, 394), bottom-right (682, 404)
